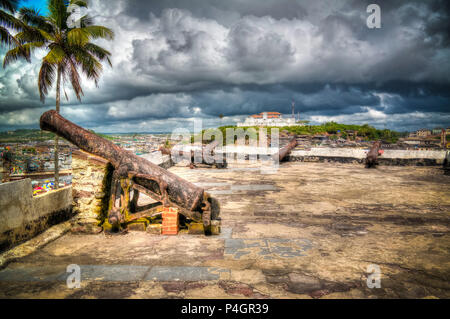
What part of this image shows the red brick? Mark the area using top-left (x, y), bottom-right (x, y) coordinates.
top-left (162, 224), bottom-right (178, 228)
top-left (162, 215), bottom-right (178, 220)
top-left (161, 206), bottom-right (179, 235)
top-left (165, 207), bottom-right (178, 213)
top-left (162, 231), bottom-right (178, 235)
top-left (162, 206), bottom-right (179, 213)
top-left (162, 225), bottom-right (177, 229)
top-left (162, 228), bottom-right (177, 233)
top-left (162, 213), bottom-right (178, 218)
top-left (162, 226), bottom-right (178, 231)
top-left (162, 227), bottom-right (178, 235)
top-left (163, 217), bottom-right (178, 224)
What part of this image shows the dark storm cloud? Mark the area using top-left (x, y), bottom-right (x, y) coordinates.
top-left (122, 0), bottom-right (309, 24)
top-left (0, 0), bottom-right (449, 132)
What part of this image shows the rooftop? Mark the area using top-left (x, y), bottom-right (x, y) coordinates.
top-left (1, 162), bottom-right (448, 298)
top-left (249, 111), bottom-right (282, 118)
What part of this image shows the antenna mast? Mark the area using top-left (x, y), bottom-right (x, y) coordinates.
top-left (291, 100), bottom-right (295, 119)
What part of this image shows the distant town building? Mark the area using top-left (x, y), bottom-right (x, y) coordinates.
top-left (237, 112), bottom-right (299, 127)
top-left (416, 128), bottom-right (432, 137)
top-left (432, 128), bottom-right (443, 135)
top-left (345, 130), bottom-right (358, 137)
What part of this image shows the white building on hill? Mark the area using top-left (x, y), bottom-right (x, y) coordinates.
top-left (237, 112), bottom-right (299, 127)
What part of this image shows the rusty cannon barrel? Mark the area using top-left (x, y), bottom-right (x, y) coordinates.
top-left (365, 140), bottom-right (382, 168)
top-left (272, 135), bottom-right (298, 162)
top-left (40, 110), bottom-right (204, 212)
top-left (203, 140), bottom-right (227, 168)
top-left (203, 139), bottom-right (220, 155)
top-left (443, 150), bottom-right (450, 175)
top-left (170, 139), bottom-right (226, 168)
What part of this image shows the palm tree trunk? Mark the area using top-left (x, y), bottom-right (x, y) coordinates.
top-left (54, 65), bottom-right (61, 189)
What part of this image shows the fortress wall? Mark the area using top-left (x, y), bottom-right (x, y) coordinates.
top-left (0, 178), bottom-right (72, 252)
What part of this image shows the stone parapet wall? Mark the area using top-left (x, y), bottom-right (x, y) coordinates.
top-left (0, 179), bottom-right (73, 252)
top-left (213, 146), bottom-right (446, 166)
top-left (289, 148), bottom-right (447, 166)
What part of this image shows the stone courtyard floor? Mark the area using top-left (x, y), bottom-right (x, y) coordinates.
top-left (0, 162), bottom-right (449, 299)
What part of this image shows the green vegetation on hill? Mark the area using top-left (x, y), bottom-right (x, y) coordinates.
top-left (88, 130), bottom-right (117, 141)
top-left (0, 128), bottom-right (117, 144)
top-left (0, 129), bottom-right (55, 143)
top-left (283, 122), bottom-right (404, 143)
top-left (194, 122), bottom-right (405, 144)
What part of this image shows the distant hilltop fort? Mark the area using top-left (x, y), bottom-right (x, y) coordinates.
top-left (237, 111), bottom-right (301, 127)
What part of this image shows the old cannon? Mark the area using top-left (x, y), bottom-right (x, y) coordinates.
top-left (444, 150), bottom-right (450, 176)
top-left (160, 140), bottom-right (227, 169)
top-left (365, 140), bottom-right (383, 168)
top-left (179, 140), bottom-right (227, 169)
top-left (40, 110), bottom-right (220, 234)
top-left (272, 135), bottom-right (298, 162)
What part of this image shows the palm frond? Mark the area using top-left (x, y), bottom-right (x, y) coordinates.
top-left (67, 27), bottom-right (89, 45)
top-left (2, 48), bottom-right (23, 67)
top-left (0, 9), bottom-right (23, 30)
top-left (81, 25), bottom-right (114, 40)
top-left (67, 56), bottom-right (83, 100)
top-left (69, 0), bottom-right (87, 8)
top-left (38, 60), bottom-right (56, 102)
top-left (79, 15), bottom-right (93, 27)
top-left (0, 25), bottom-right (14, 46)
top-left (71, 46), bottom-right (102, 84)
top-left (0, 0), bottom-right (18, 13)
top-left (67, 25), bottom-right (114, 46)
top-left (45, 45), bottom-right (66, 64)
top-left (81, 54), bottom-right (102, 84)
top-left (38, 28), bottom-right (57, 42)
top-left (15, 27), bottom-right (47, 44)
top-left (48, 0), bottom-right (68, 30)
top-left (2, 42), bottom-right (43, 67)
top-left (84, 43), bottom-right (112, 66)
top-left (19, 7), bottom-right (53, 33)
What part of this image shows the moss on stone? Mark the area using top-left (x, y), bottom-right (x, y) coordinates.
top-left (188, 222), bottom-right (205, 235)
top-left (98, 162), bottom-right (114, 226)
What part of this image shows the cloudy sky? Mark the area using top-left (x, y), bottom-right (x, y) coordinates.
top-left (0, 0), bottom-right (449, 132)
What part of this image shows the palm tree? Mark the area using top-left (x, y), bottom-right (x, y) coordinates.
top-left (3, 0), bottom-right (114, 188)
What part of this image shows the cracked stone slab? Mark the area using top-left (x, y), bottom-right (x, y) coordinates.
top-left (144, 266), bottom-right (230, 281)
top-left (75, 265), bottom-right (150, 282)
top-left (287, 273), bottom-right (323, 293)
top-left (0, 265), bottom-right (231, 283)
top-left (0, 266), bottom-right (65, 282)
top-left (224, 238), bottom-right (313, 260)
top-left (215, 227), bottom-right (232, 239)
top-left (209, 184), bottom-right (279, 195)
top-left (0, 265), bottom-right (151, 282)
